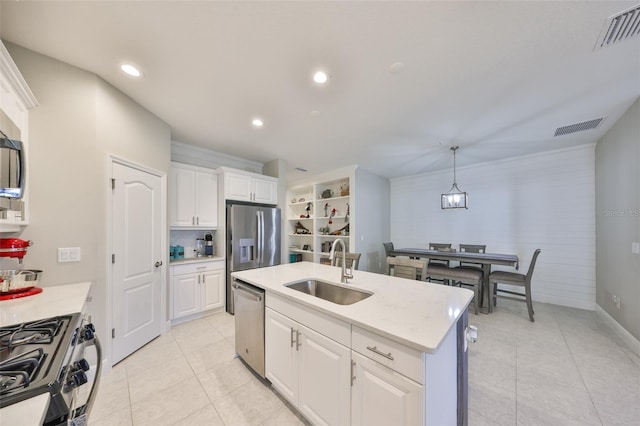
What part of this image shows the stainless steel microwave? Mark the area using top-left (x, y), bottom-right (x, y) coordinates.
top-left (0, 136), bottom-right (25, 199)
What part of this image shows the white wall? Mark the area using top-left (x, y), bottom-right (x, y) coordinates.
top-left (5, 42), bottom-right (171, 353)
top-left (391, 145), bottom-right (596, 310)
top-left (595, 98), bottom-right (640, 341)
top-left (354, 167), bottom-right (390, 273)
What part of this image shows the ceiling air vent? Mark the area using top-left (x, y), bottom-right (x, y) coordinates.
top-left (594, 4), bottom-right (640, 51)
top-left (554, 117), bottom-right (605, 137)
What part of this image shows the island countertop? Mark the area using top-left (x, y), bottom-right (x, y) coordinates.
top-left (232, 262), bottom-right (473, 353)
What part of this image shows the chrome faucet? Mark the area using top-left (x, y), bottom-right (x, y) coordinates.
top-left (329, 238), bottom-right (353, 283)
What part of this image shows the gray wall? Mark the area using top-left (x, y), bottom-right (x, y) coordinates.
top-left (4, 42), bottom-right (171, 347)
top-left (595, 98), bottom-right (640, 341)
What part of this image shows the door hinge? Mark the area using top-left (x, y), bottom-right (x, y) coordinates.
top-left (112, 254), bottom-right (115, 264)
top-left (351, 360), bottom-right (356, 386)
top-left (111, 178), bottom-right (115, 190)
top-left (112, 328), bottom-right (115, 339)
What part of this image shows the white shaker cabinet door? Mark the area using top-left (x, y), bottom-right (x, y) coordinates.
top-left (225, 172), bottom-right (252, 202)
top-left (265, 308), bottom-right (299, 404)
top-left (194, 171), bottom-right (218, 227)
top-left (252, 176), bottom-right (278, 205)
top-left (170, 167), bottom-right (197, 227)
top-left (297, 324), bottom-right (351, 426)
top-left (172, 273), bottom-right (200, 319)
top-left (201, 268), bottom-right (224, 311)
top-left (351, 351), bottom-right (423, 426)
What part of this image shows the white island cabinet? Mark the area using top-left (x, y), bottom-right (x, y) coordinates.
top-left (233, 262), bottom-right (472, 426)
top-left (266, 294), bottom-right (351, 425)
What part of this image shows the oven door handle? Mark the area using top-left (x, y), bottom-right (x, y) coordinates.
top-left (84, 335), bottom-right (103, 418)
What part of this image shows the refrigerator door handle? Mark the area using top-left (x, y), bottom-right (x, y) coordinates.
top-left (259, 210), bottom-right (265, 263)
top-left (256, 210), bottom-right (262, 264)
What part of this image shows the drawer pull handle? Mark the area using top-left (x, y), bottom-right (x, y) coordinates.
top-left (366, 345), bottom-right (394, 361)
top-left (290, 327), bottom-right (296, 348)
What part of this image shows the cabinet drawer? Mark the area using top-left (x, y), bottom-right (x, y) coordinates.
top-left (172, 260), bottom-right (224, 276)
top-left (352, 326), bottom-right (423, 384)
top-left (266, 293), bottom-right (350, 347)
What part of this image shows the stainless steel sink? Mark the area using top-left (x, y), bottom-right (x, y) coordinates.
top-left (285, 279), bottom-right (372, 305)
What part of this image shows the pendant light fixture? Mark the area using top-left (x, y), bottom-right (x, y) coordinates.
top-left (441, 146), bottom-right (468, 209)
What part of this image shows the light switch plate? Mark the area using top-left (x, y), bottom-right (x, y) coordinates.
top-left (632, 242), bottom-right (640, 255)
top-left (58, 247), bottom-right (81, 262)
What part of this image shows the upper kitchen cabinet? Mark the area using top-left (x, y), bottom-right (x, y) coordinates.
top-left (169, 162), bottom-right (218, 229)
top-left (0, 41), bottom-right (38, 233)
top-left (220, 167), bottom-right (278, 205)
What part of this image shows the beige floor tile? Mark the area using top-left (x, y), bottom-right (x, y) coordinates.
top-left (198, 357), bottom-right (255, 401)
top-left (171, 317), bottom-right (214, 340)
top-left (261, 405), bottom-right (307, 426)
top-left (213, 379), bottom-right (284, 425)
top-left (130, 376), bottom-right (209, 426)
top-left (469, 378), bottom-right (516, 426)
top-left (128, 356), bottom-right (196, 403)
top-left (89, 406), bottom-right (132, 426)
top-left (184, 337), bottom-right (236, 374)
top-left (90, 371), bottom-right (131, 423)
top-left (206, 311), bottom-right (235, 329)
top-left (173, 404), bottom-right (225, 426)
top-left (174, 327), bottom-right (226, 354)
top-left (517, 395), bottom-right (600, 426)
top-left (124, 340), bottom-right (184, 374)
top-left (468, 409), bottom-right (501, 426)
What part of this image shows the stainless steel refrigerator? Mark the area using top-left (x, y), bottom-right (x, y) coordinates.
top-left (226, 203), bottom-right (281, 313)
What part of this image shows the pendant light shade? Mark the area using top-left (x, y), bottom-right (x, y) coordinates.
top-left (441, 146), bottom-right (468, 209)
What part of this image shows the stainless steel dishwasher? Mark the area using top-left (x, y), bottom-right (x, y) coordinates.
top-left (232, 278), bottom-right (265, 377)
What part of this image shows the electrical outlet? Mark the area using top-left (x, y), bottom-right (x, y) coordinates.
top-left (612, 294), bottom-right (621, 309)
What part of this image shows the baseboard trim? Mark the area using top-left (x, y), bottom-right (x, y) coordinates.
top-left (595, 304), bottom-right (640, 358)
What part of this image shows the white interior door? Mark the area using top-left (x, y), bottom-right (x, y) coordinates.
top-left (112, 162), bottom-right (163, 364)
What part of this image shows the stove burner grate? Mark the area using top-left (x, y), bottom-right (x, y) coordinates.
top-left (0, 348), bottom-right (46, 394)
top-left (0, 318), bottom-right (61, 348)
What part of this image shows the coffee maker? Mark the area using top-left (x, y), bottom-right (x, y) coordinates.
top-left (204, 233), bottom-right (214, 256)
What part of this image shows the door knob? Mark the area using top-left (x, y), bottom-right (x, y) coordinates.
top-left (154, 261), bottom-right (163, 267)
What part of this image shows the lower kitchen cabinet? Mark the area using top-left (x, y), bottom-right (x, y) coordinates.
top-left (265, 307), bottom-right (351, 426)
top-left (172, 260), bottom-right (224, 320)
top-left (351, 351), bottom-right (423, 426)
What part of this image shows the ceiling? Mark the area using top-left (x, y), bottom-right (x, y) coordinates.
top-left (1, 1), bottom-right (639, 180)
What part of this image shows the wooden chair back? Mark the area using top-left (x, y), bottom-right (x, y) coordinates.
top-left (332, 252), bottom-right (362, 270)
top-left (387, 256), bottom-right (426, 281)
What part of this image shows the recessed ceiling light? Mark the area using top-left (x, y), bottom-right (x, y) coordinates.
top-left (313, 70), bottom-right (329, 85)
top-left (252, 118), bottom-right (264, 127)
top-left (295, 167), bottom-right (308, 172)
top-left (120, 64), bottom-right (142, 78)
top-left (310, 110), bottom-right (321, 117)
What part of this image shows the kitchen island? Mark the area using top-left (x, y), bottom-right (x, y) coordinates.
top-left (232, 261), bottom-right (473, 426)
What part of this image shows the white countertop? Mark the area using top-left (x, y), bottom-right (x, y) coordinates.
top-left (232, 262), bottom-right (473, 354)
top-left (0, 282), bottom-right (92, 327)
top-left (0, 282), bottom-right (92, 424)
top-left (169, 255), bottom-right (224, 266)
top-left (0, 393), bottom-right (50, 426)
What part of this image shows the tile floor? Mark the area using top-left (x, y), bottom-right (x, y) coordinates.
top-left (89, 300), bottom-right (640, 426)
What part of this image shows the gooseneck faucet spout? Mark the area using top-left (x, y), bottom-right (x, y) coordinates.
top-left (329, 238), bottom-right (353, 283)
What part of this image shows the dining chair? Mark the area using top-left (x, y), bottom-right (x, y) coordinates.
top-left (488, 249), bottom-right (541, 322)
top-left (456, 244), bottom-right (486, 270)
top-left (387, 256), bottom-right (426, 281)
top-left (426, 243), bottom-right (453, 283)
top-left (383, 242), bottom-right (394, 258)
top-left (332, 252), bottom-right (362, 270)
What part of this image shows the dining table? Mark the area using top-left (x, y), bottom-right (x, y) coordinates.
top-left (389, 248), bottom-right (519, 311)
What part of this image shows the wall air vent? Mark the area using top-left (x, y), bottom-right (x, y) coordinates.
top-left (594, 4), bottom-right (640, 51)
top-left (554, 117), bottom-right (605, 137)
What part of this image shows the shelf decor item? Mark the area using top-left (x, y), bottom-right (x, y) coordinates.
top-left (340, 183), bottom-right (349, 196)
top-left (441, 146), bottom-right (469, 209)
top-left (321, 189), bottom-right (333, 199)
top-left (295, 221), bottom-right (311, 234)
